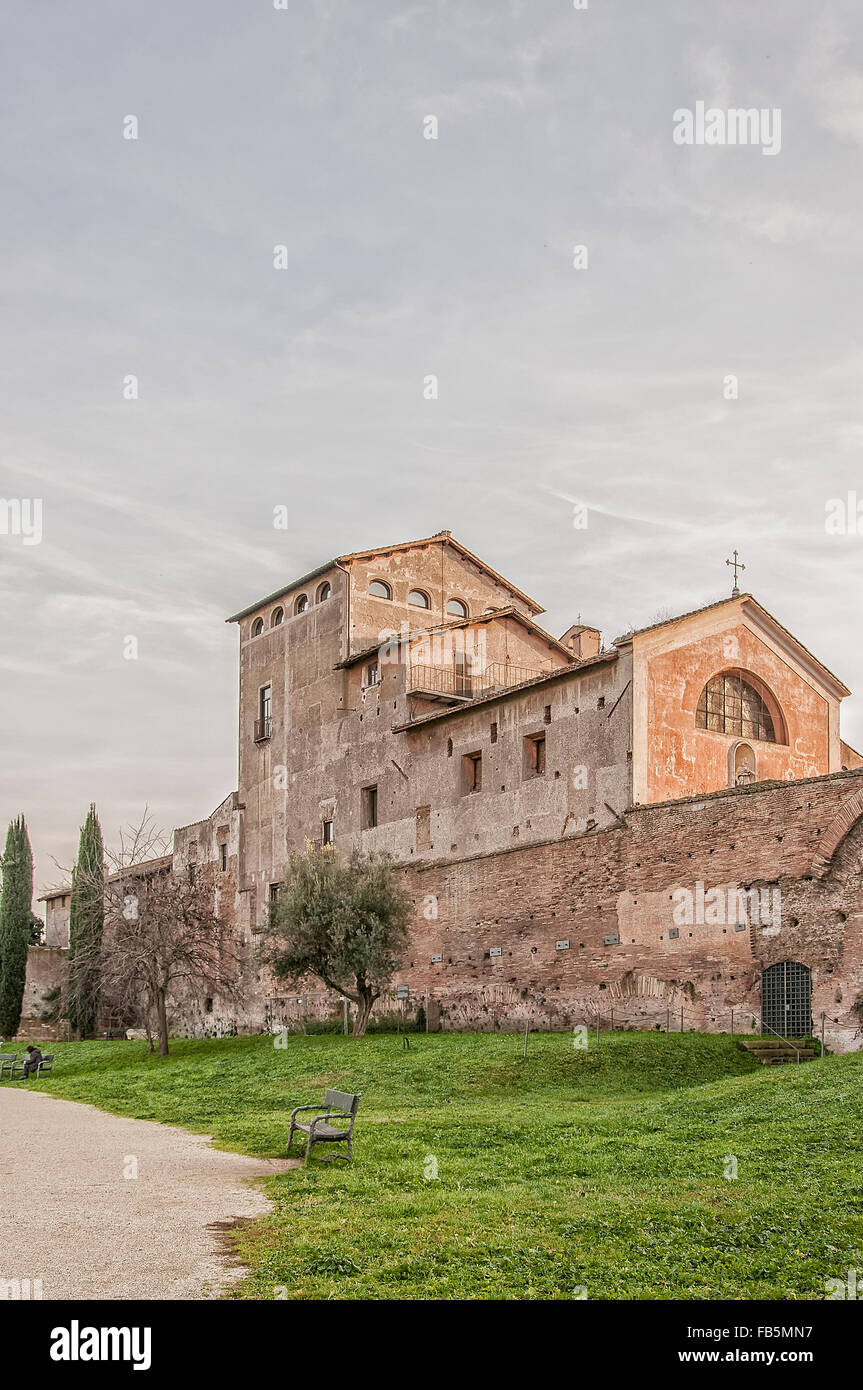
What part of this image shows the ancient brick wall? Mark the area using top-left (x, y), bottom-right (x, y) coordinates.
top-left (398, 767), bottom-right (863, 1052)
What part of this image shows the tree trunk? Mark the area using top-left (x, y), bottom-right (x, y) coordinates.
top-left (157, 989), bottom-right (170, 1056)
top-left (352, 992), bottom-right (375, 1038)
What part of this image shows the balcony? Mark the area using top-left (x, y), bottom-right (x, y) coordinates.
top-left (406, 661), bottom-right (550, 705)
top-left (254, 716), bottom-right (272, 742)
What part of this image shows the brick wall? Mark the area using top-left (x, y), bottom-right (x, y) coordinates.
top-left (399, 767), bottom-right (863, 1052)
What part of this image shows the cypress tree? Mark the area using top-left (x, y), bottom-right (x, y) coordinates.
top-left (0, 816), bottom-right (34, 1039)
top-left (68, 804), bottom-right (105, 1038)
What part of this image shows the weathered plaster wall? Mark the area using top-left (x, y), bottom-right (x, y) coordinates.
top-left (631, 601), bottom-right (841, 804)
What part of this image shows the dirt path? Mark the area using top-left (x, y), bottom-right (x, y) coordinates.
top-left (0, 1085), bottom-right (298, 1300)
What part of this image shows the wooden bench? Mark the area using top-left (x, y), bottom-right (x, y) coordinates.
top-left (0, 1054), bottom-right (16, 1079)
top-left (287, 1089), bottom-right (361, 1163)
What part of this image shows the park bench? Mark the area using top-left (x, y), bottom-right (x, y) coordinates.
top-left (9, 1054), bottom-right (54, 1079)
top-left (287, 1089), bottom-right (361, 1163)
top-left (0, 1054), bottom-right (16, 1078)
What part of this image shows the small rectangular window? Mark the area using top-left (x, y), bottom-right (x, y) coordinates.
top-left (269, 882), bottom-right (281, 903)
top-left (544, 704), bottom-right (552, 724)
top-left (364, 662), bottom-right (379, 687)
top-left (462, 752), bottom-right (482, 794)
top-left (363, 785), bottom-right (378, 829)
top-left (322, 820), bottom-right (334, 846)
top-left (188, 863), bottom-right (197, 885)
top-left (219, 843), bottom-right (228, 872)
top-left (524, 734), bottom-right (546, 777)
top-left (255, 685), bottom-right (272, 741)
top-left (490, 721), bottom-right (498, 743)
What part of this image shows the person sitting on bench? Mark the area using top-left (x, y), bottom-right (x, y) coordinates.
top-left (20, 1045), bottom-right (43, 1078)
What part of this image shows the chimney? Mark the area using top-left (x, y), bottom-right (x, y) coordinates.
top-left (560, 623), bottom-right (601, 660)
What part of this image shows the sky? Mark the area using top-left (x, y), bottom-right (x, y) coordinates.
top-left (2, 0), bottom-right (863, 898)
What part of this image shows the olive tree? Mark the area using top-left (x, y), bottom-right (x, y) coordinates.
top-left (262, 844), bottom-right (412, 1038)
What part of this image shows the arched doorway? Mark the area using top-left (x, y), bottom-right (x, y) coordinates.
top-left (761, 961), bottom-right (812, 1037)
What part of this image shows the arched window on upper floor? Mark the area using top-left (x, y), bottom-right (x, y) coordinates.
top-left (446, 597), bottom-right (468, 618)
top-left (251, 617), bottom-right (264, 638)
top-left (294, 593), bottom-right (309, 615)
top-left (408, 589), bottom-right (430, 609)
top-left (271, 607), bottom-right (284, 626)
top-left (696, 671), bottom-right (782, 744)
top-left (369, 579), bottom-right (392, 600)
top-left (317, 581), bottom-right (332, 602)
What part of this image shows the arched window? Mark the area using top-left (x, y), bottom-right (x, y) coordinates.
top-left (271, 607), bottom-right (284, 627)
top-left (369, 579), bottom-right (392, 600)
top-left (251, 617), bottom-right (264, 638)
top-left (294, 594), bottom-right (309, 615)
top-left (696, 672), bottom-right (778, 743)
top-left (408, 589), bottom-right (430, 609)
top-left (446, 598), bottom-right (468, 618)
top-left (317, 581), bottom-right (332, 602)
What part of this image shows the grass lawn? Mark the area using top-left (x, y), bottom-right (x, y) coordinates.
top-left (4, 1030), bottom-right (862, 1300)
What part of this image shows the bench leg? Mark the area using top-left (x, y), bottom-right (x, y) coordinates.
top-left (287, 1123), bottom-right (296, 1154)
top-left (304, 1131), bottom-right (314, 1163)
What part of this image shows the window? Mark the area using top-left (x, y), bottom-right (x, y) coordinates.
top-left (364, 661), bottom-right (379, 687)
top-left (408, 589), bottom-right (430, 609)
top-left (255, 685), bottom-right (272, 741)
top-left (188, 863), bottom-right (197, 885)
top-left (362, 785), bottom-right (378, 829)
top-left (525, 733), bottom-right (546, 777)
top-left (205, 996), bottom-right (213, 1014)
top-left (219, 843), bottom-right (228, 872)
top-left (369, 579), bottom-right (392, 599)
top-left (317, 581), bottom-right (332, 602)
top-left (322, 819), bottom-right (334, 846)
top-left (251, 617), bottom-right (264, 637)
top-left (490, 721), bottom-right (498, 744)
top-left (696, 672), bottom-right (778, 742)
top-left (268, 882), bottom-right (281, 904)
top-left (272, 607), bottom-right (284, 626)
top-left (462, 751), bottom-right (482, 794)
top-left (447, 598), bottom-right (468, 618)
top-left (294, 593), bottom-right (309, 614)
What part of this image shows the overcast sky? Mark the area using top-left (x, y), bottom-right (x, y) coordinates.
top-left (3, 0), bottom-right (863, 896)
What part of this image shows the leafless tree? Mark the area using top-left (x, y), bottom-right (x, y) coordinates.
top-left (54, 811), bottom-right (241, 1054)
top-left (98, 865), bottom-right (241, 1056)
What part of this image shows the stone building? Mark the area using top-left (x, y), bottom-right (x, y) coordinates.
top-left (32, 530), bottom-right (863, 1049)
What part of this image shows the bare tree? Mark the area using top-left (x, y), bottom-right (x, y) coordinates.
top-left (97, 866), bottom-right (240, 1056)
top-left (54, 810), bottom-right (240, 1054)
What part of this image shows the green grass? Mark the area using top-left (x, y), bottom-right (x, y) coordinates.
top-left (5, 1031), bottom-right (862, 1300)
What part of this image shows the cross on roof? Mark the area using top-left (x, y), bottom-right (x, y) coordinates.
top-left (726, 549), bottom-right (746, 598)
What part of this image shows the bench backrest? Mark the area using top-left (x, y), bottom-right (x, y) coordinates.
top-left (0, 1055), bottom-right (15, 1061)
top-left (325, 1089), bottom-right (360, 1116)
top-left (41, 1055), bottom-right (54, 1063)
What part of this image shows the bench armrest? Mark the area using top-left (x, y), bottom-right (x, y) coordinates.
top-left (309, 1111), bottom-right (353, 1133)
top-left (290, 1103), bottom-right (332, 1121)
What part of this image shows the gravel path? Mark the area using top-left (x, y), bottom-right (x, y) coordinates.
top-left (0, 1085), bottom-right (298, 1300)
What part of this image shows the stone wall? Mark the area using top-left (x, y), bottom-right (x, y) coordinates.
top-left (398, 767), bottom-right (863, 1052)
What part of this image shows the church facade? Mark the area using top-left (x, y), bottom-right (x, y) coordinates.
top-left (36, 531), bottom-right (863, 1050)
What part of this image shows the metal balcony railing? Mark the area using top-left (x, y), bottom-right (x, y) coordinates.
top-left (407, 661), bottom-right (550, 702)
top-left (254, 716), bottom-right (272, 742)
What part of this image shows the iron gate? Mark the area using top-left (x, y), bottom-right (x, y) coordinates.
top-left (761, 960), bottom-right (812, 1037)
